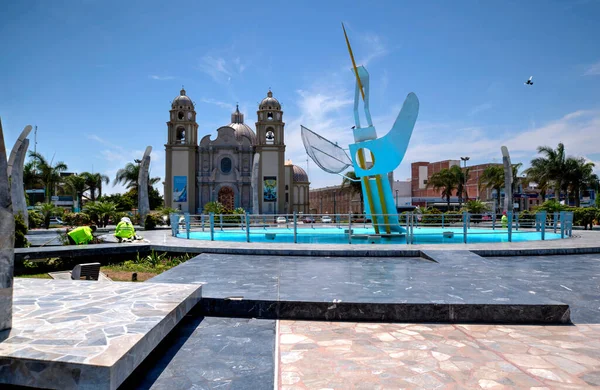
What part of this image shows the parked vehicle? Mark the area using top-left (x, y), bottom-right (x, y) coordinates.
top-left (49, 217), bottom-right (64, 225)
top-left (302, 216), bottom-right (316, 223)
top-left (276, 216), bottom-right (287, 224)
top-left (321, 216), bottom-right (332, 223)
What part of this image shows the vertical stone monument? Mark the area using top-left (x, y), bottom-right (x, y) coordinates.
top-left (8, 125), bottom-right (32, 227)
top-left (501, 146), bottom-right (513, 213)
top-left (138, 146), bottom-right (152, 223)
top-left (0, 118), bottom-right (15, 331)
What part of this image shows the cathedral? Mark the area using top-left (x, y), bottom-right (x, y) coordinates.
top-left (164, 88), bottom-right (310, 215)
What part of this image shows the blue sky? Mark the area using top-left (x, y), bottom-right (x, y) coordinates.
top-left (1, 0), bottom-right (599, 195)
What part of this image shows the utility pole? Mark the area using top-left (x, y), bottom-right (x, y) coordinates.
top-left (33, 125), bottom-right (38, 174)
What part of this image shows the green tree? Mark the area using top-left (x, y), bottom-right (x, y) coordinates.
top-left (341, 171), bottom-right (364, 214)
top-left (427, 168), bottom-right (458, 210)
top-left (204, 201), bottom-right (226, 214)
top-left (451, 165), bottom-right (470, 207)
top-left (462, 199), bottom-right (490, 214)
top-left (478, 165), bottom-right (504, 213)
top-left (28, 152), bottom-right (68, 202)
top-left (528, 143), bottom-right (567, 202)
top-left (81, 172), bottom-right (110, 201)
top-left (114, 162), bottom-right (160, 191)
top-left (23, 160), bottom-right (41, 190)
top-left (97, 193), bottom-right (135, 211)
top-left (63, 175), bottom-right (87, 211)
top-left (564, 158), bottom-right (597, 207)
top-left (37, 202), bottom-right (59, 229)
top-left (83, 201), bottom-right (117, 227)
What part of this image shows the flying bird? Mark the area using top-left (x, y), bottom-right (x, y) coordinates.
top-left (525, 76), bottom-right (533, 86)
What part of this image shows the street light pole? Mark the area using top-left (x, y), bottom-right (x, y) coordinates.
top-left (460, 156), bottom-right (470, 203)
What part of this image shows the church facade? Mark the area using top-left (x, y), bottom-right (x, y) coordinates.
top-left (164, 88), bottom-right (310, 215)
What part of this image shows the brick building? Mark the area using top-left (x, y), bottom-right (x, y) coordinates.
top-left (411, 160), bottom-right (499, 208)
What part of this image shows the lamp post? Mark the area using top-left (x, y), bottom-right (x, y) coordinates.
top-left (460, 156), bottom-right (470, 203)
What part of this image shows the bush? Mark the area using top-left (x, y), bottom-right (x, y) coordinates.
top-left (572, 207), bottom-right (598, 229)
top-left (14, 213), bottom-right (29, 248)
top-left (63, 212), bottom-right (91, 226)
top-left (517, 210), bottom-right (536, 228)
top-left (535, 200), bottom-right (568, 213)
top-left (28, 210), bottom-right (44, 229)
top-left (144, 212), bottom-right (163, 230)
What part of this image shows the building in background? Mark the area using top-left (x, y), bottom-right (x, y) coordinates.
top-left (164, 88), bottom-right (310, 214)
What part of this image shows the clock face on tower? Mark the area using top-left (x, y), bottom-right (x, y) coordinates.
top-left (187, 112), bottom-right (193, 120)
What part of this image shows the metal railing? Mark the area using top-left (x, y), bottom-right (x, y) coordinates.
top-left (169, 211), bottom-right (574, 245)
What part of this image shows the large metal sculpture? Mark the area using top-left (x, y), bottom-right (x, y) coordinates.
top-left (8, 125), bottom-right (32, 227)
top-left (0, 118), bottom-right (15, 331)
top-left (302, 24), bottom-right (419, 234)
top-left (138, 146), bottom-right (152, 223)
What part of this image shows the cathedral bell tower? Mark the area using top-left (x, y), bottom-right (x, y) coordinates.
top-left (164, 88), bottom-right (198, 212)
top-left (255, 90), bottom-right (285, 214)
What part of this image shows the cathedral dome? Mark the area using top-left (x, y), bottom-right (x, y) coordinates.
top-left (259, 90), bottom-right (281, 110)
top-left (227, 105), bottom-right (257, 144)
top-left (172, 88), bottom-right (194, 109)
top-left (292, 165), bottom-right (309, 182)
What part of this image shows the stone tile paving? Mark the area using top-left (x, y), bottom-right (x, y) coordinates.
top-left (279, 321), bottom-right (600, 389)
top-left (0, 278), bottom-right (202, 390)
top-left (121, 316), bottom-right (275, 389)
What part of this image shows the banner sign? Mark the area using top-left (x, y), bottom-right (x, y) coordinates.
top-left (263, 176), bottom-right (277, 202)
top-left (173, 176), bottom-right (187, 202)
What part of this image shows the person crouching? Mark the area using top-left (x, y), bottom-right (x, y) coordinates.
top-left (67, 225), bottom-right (97, 245)
top-left (115, 217), bottom-right (137, 242)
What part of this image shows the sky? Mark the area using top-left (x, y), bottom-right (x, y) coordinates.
top-left (1, 0), bottom-right (599, 195)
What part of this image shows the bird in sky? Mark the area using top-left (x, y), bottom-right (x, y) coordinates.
top-left (525, 76), bottom-right (534, 86)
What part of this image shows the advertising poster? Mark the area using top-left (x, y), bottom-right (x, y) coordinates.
top-left (173, 176), bottom-right (187, 202)
top-left (263, 176), bottom-right (277, 202)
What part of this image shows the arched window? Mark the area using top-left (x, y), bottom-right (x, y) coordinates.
top-left (176, 127), bottom-right (186, 143)
top-left (265, 127), bottom-right (275, 144)
top-left (220, 157), bottom-right (232, 174)
top-left (267, 112), bottom-right (273, 121)
top-left (178, 111), bottom-right (184, 120)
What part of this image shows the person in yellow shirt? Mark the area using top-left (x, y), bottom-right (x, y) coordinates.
top-left (501, 211), bottom-right (508, 229)
top-left (67, 225), bottom-right (97, 245)
top-left (114, 217), bottom-right (137, 242)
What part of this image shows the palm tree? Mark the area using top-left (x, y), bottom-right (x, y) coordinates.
top-left (523, 163), bottom-right (549, 201)
top-left (37, 202), bottom-right (58, 229)
top-left (478, 165), bottom-right (504, 213)
top-left (63, 175), bottom-right (87, 211)
top-left (81, 172), bottom-right (109, 201)
top-left (83, 201), bottom-right (117, 227)
top-left (341, 171), bottom-right (364, 214)
top-left (530, 143), bottom-right (567, 201)
top-left (23, 161), bottom-right (41, 190)
top-left (114, 162), bottom-right (160, 191)
top-left (565, 158), bottom-right (598, 207)
top-left (451, 165), bottom-right (470, 207)
top-left (427, 168), bottom-right (458, 210)
top-left (28, 152), bottom-right (68, 202)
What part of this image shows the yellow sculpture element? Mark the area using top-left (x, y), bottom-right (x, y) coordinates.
top-left (342, 23), bottom-right (390, 234)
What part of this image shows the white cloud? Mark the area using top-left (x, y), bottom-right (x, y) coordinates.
top-left (89, 136), bottom-right (165, 195)
top-left (200, 98), bottom-right (236, 111)
top-left (149, 75), bottom-right (174, 81)
top-left (468, 102), bottom-right (493, 116)
top-left (198, 54), bottom-right (248, 84)
top-left (359, 33), bottom-right (389, 66)
top-left (583, 60), bottom-right (600, 76)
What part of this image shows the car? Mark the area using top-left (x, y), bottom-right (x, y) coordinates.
top-left (301, 216), bottom-right (316, 223)
top-left (321, 216), bottom-right (332, 223)
top-left (49, 217), bottom-right (64, 225)
top-left (276, 216), bottom-right (287, 224)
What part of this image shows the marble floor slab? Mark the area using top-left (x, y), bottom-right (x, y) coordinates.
top-left (0, 279), bottom-right (202, 390)
top-left (150, 253), bottom-right (571, 324)
top-left (279, 320), bottom-right (600, 389)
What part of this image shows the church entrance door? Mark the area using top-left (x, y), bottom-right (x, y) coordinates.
top-left (218, 186), bottom-right (235, 211)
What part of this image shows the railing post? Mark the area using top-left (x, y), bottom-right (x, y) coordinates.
top-left (245, 213), bottom-right (250, 242)
top-left (220, 214), bottom-right (223, 231)
top-left (560, 211), bottom-right (565, 238)
top-left (507, 211), bottom-right (513, 242)
top-left (462, 212), bottom-right (468, 243)
top-left (263, 215), bottom-right (267, 230)
top-left (348, 213), bottom-right (352, 244)
top-left (170, 213), bottom-right (178, 236)
top-left (201, 214), bottom-right (205, 232)
top-left (184, 212), bottom-right (190, 239)
top-left (293, 212), bottom-right (297, 243)
top-left (553, 212), bottom-right (559, 233)
top-left (442, 213), bottom-right (445, 228)
top-left (492, 212), bottom-right (496, 230)
top-left (541, 212), bottom-right (546, 240)
top-left (515, 212), bottom-right (519, 231)
top-left (209, 212), bottom-right (215, 241)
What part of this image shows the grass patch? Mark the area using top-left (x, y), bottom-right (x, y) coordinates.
top-left (16, 273), bottom-right (52, 279)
